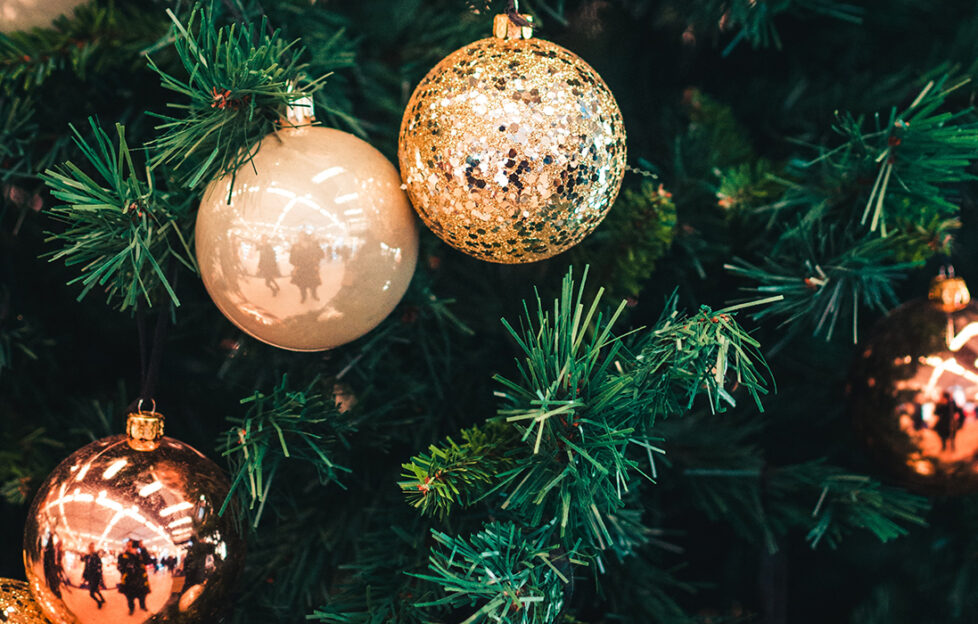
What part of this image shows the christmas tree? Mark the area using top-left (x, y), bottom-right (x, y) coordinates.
top-left (3, 0), bottom-right (978, 622)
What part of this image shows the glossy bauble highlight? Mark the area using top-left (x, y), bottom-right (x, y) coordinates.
top-left (197, 126), bottom-right (419, 351)
top-left (23, 411), bottom-right (244, 624)
top-left (848, 275), bottom-right (978, 495)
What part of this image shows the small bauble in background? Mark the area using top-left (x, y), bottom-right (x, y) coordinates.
top-left (398, 13), bottom-right (626, 263)
top-left (0, 579), bottom-right (47, 623)
top-left (197, 126), bottom-right (418, 351)
top-left (0, 0), bottom-right (86, 32)
top-left (848, 274), bottom-right (978, 494)
top-left (23, 410), bottom-right (244, 624)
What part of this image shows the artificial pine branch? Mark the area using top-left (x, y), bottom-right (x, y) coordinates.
top-left (219, 374), bottom-right (354, 528)
top-left (399, 420), bottom-right (518, 520)
top-left (0, 96), bottom-right (38, 182)
top-left (726, 230), bottom-right (918, 342)
top-left (725, 74), bottom-right (978, 341)
top-left (658, 414), bottom-right (930, 551)
top-left (41, 118), bottom-right (196, 311)
top-left (414, 522), bottom-right (577, 624)
top-left (0, 0), bottom-right (167, 91)
top-left (685, 0), bottom-right (863, 55)
top-left (780, 463), bottom-right (930, 548)
top-left (825, 75), bottom-right (978, 236)
top-left (309, 510), bottom-right (439, 624)
top-left (146, 4), bottom-right (327, 190)
top-left (403, 268), bottom-right (772, 584)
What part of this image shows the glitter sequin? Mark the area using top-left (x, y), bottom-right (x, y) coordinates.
top-left (398, 35), bottom-right (626, 263)
top-left (0, 578), bottom-right (47, 623)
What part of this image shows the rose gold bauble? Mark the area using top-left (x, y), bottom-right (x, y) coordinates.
top-left (0, 0), bottom-right (86, 32)
top-left (848, 274), bottom-right (978, 494)
top-left (0, 579), bottom-right (47, 623)
top-left (197, 126), bottom-right (419, 351)
top-left (23, 411), bottom-right (244, 624)
top-left (398, 14), bottom-right (626, 263)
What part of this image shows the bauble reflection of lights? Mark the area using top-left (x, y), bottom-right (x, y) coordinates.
top-left (0, 578), bottom-right (47, 624)
top-left (196, 125), bottom-right (418, 351)
top-left (398, 13), bottom-right (626, 263)
top-left (848, 273), bottom-right (978, 494)
top-left (23, 409), bottom-right (244, 624)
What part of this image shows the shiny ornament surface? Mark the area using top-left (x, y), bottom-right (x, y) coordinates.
top-left (849, 282), bottom-right (978, 494)
top-left (0, 579), bottom-right (47, 623)
top-left (197, 126), bottom-right (418, 351)
top-left (0, 0), bottom-right (86, 32)
top-left (23, 412), bottom-right (244, 624)
top-left (398, 15), bottom-right (626, 263)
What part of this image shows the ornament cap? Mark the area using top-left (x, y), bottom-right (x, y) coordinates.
top-left (929, 273), bottom-right (971, 312)
top-left (493, 13), bottom-right (533, 40)
top-left (126, 409), bottom-right (164, 451)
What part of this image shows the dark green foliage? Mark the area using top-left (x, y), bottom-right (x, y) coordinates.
top-left (5, 1), bottom-right (977, 623)
top-left (309, 512), bottom-right (439, 624)
top-left (0, 0), bottom-right (167, 91)
top-left (220, 374), bottom-right (354, 527)
top-left (682, 0), bottom-right (862, 54)
top-left (415, 522), bottom-right (574, 624)
top-left (825, 76), bottom-right (978, 236)
top-left (657, 413), bottom-right (930, 553)
top-left (726, 231), bottom-right (918, 342)
top-left (146, 5), bottom-right (326, 189)
top-left (41, 119), bottom-right (196, 311)
top-left (0, 97), bottom-right (37, 181)
top-left (567, 180), bottom-right (677, 299)
top-left (726, 75), bottom-right (978, 340)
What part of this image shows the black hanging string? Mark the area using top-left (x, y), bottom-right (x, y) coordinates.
top-left (132, 269), bottom-right (177, 412)
top-left (139, 309), bottom-right (169, 403)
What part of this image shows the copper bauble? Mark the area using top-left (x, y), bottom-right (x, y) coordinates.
top-left (0, 579), bottom-right (47, 623)
top-left (197, 126), bottom-right (419, 351)
top-left (849, 275), bottom-right (978, 494)
top-left (398, 14), bottom-right (626, 264)
top-left (23, 411), bottom-right (244, 624)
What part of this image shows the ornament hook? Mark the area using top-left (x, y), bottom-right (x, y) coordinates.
top-left (930, 268), bottom-right (971, 313)
top-left (496, 3), bottom-right (533, 39)
top-left (284, 80), bottom-right (316, 126)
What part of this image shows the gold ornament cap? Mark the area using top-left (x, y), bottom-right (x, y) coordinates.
top-left (493, 13), bottom-right (533, 40)
top-left (929, 273), bottom-right (971, 312)
top-left (126, 406), bottom-right (164, 451)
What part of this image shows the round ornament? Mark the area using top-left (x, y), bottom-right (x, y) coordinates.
top-left (0, 579), bottom-right (47, 623)
top-left (23, 410), bottom-right (244, 624)
top-left (398, 13), bottom-right (626, 263)
top-left (0, 0), bottom-right (86, 33)
top-left (848, 274), bottom-right (978, 494)
top-left (197, 125), bottom-right (419, 351)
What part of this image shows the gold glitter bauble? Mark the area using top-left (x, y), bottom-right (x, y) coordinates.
top-left (197, 126), bottom-right (419, 351)
top-left (848, 275), bottom-right (978, 494)
top-left (398, 14), bottom-right (626, 263)
top-left (23, 411), bottom-right (244, 624)
top-left (0, 579), bottom-right (47, 623)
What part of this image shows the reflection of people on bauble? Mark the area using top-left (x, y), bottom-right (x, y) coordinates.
top-left (257, 238), bottom-right (281, 296)
top-left (82, 542), bottom-right (106, 608)
top-left (289, 231), bottom-right (325, 303)
top-left (182, 539), bottom-right (217, 589)
top-left (934, 391), bottom-right (964, 452)
top-left (42, 536), bottom-right (62, 598)
top-left (117, 539), bottom-right (152, 615)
